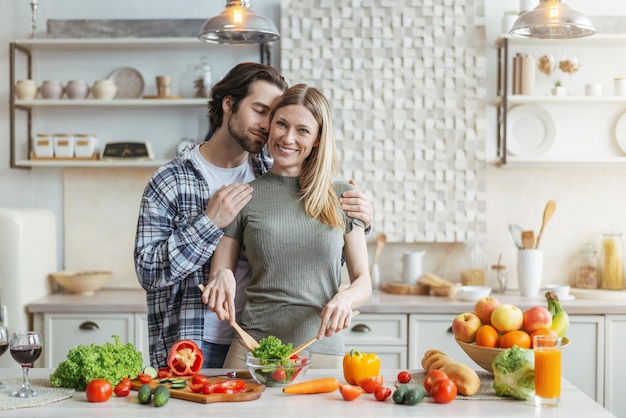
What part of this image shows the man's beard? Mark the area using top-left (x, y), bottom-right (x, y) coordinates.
top-left (228, 116), bottom-right (266, 155)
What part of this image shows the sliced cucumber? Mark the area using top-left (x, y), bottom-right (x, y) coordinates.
top-left (143, 366), bottom-right (158, 379)
top-left (170, 381), bottom-right (187, 390)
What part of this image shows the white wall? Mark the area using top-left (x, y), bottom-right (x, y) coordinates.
top-left (1, 1), bottom-right (625, 292)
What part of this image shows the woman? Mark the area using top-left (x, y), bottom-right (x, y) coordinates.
top-left (202, 84), bottom-right (372, 369)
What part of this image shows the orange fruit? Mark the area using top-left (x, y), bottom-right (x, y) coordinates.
top-left (499, 330), bottom-right (531, 349)
top-left (475, 324), bottom-right (500, 348)
top-left (529, 328), bottom-right (558, 348)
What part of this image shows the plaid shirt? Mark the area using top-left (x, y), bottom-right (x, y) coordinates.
top-left (134, 145), bottom-right (270, 367)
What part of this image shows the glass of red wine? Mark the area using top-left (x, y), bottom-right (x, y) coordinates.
top-left (9, 331), bottom-right (42, 398)
top-left (0, 326), bottom-right (7, 388)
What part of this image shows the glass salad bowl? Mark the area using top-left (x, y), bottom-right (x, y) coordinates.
top-left (245, 350), bottom-right (311, 387)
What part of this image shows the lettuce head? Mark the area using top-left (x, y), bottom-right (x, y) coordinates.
top-left (492, 345), bottom-right (535, 400)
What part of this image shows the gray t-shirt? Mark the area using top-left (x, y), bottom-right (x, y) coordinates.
top-left (224, 172), bottom-right (360, 355)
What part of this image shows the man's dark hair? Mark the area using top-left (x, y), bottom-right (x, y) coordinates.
top-left (208, 63), bottom-right (287, 133)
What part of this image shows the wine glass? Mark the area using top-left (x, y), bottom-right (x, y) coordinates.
top-left (0, 326), bottom-right (7, 388)
top-left (9, 331), bottom-right (42, 398)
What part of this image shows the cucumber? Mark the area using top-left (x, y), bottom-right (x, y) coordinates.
top-left (404, 386), bottom-right (425, 405)
top-left (143, 366), bottom-right (159, 379)
top-left (392, 384), bottom-right (409, 404)
top-left (137, 384), bottom-right (152, 404)
top-left (153, 385), bottom-right (170, 407)
top-left (170, 381), bottom-right (186, 390)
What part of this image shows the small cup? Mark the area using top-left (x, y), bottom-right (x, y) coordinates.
top-left (584, 83), bottom-right (602, 96)
top-left (517, 249), bottom-right (543, 297)
top-left (15, 79), bottom-right (38, 100)
top-left (156, 75), bottom-right (172, 97)
top-left (534, 334), bottom-right (562, 408)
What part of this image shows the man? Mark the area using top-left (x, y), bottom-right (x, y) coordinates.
top-left (135, 63), bottom-right (373, 368)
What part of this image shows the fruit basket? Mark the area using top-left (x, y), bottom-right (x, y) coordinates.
top-left (50, 270), bottom-right (112, 295)
top-left (456, 338), bottom-right (570, 374)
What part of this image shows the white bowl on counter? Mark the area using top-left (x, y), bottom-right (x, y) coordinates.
top-left (455, 285), bottom-right (492, 302)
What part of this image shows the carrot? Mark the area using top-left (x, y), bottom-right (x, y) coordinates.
top-left (282, 377), bottom-right (340, 394)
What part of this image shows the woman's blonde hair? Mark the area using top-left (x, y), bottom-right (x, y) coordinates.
top-left (269, 84), bottom-right (343, 229)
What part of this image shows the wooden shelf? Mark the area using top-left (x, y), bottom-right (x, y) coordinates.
top-left (15, 98), bottom-right (208, 109)
top-left (15, 158), bottom-right (169, 168)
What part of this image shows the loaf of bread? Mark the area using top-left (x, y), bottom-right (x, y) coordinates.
top-left (421, 349), bottom-right (480, 396)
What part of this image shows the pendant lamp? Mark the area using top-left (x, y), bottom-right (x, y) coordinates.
top-left (198, 0), bottom-right (280, 45)
top-left (510, 0), bottom-right (595, 39)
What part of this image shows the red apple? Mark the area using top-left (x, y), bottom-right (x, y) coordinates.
top-left (523, 306), bottom-right (553, 334)
top-left (490, 304), bottom-right (523, 333)
top-left (474, 296), bottom-right (501, 325)
top-left (452, 312), bottom-right (482, 343)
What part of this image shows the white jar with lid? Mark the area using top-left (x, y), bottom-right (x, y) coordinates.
top-left (53, 134), bottom-right (75, 158)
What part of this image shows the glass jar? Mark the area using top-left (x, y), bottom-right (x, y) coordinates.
top-left (601, 230), bottom-right (624, 290)
top-left (575, 243), bottom-right (598, 289)
top-left (491, 263), bottom-right (507, 293)
top-left (194, 56), bottom-right (212, 98)
top-left (460, 240), bottom-right (486, 286)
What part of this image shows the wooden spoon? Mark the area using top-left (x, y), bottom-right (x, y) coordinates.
top-left (371, 233), bottom-right (387, 270)
top-left (535, 200), bottom-right (556, 249)
top-left (288, 311), bottom-right (360, 358)
top-left (521, 230), bottom-right (535, 250)
top-left (198, 284), bottom-right (260, 351)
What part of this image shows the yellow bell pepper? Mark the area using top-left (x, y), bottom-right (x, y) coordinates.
top-left (342, 349), bottom-right (381, 385)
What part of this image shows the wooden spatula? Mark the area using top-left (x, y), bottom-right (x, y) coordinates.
top-left (521, 230), bottom-right (535, 249)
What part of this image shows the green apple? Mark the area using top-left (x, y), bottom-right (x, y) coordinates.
top-left (490, 304), bottom-right (523, 333)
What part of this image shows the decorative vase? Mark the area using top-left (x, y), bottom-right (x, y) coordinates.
top-left (39, 80), bottom-right (64, 99)
top-left (91, 79), bottom-right (117, 100)
top-left (15, 79), bottom-right (38, 100)
top-left (65, 80), bottom-right (90, 99)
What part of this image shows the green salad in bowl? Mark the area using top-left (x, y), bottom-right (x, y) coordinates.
top-left (246, 336), bottom-right (311, 387)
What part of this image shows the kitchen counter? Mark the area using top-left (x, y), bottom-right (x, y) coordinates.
top-left (0, 368), bottom-right (615, 418)
top-left (27, 288), bottom-right (626, 315)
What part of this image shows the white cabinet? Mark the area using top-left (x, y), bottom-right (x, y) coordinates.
top-left (9, 38), bottom-right (260, 169)
top-left (33, 312), bottom-right (150, 368)
top-left (562, 315), bottom-right (604, 404)
top-left (343, 314), bottom-right (407, 369)
top-left (604, 315), bottom-right (626, 418)
top-left (496, 34), bottom-right (626, 167)
top-left (407, 314), bottom-right (470, 369)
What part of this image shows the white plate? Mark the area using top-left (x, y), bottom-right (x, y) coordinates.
top-left (506, 105), bottom-right (556, 157)
top-left (108, 67), bottom-right (144, 99)
top-left (614, 111), bottom-right (626, 154)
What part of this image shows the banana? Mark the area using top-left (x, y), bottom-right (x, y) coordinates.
top-left (545, 291), bottom-right (569, 337)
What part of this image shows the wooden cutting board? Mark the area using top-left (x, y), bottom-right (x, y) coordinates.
top-left (130, 376), bottom-right (265, 404)
top-left (384, 281), bottom-right (430, 295)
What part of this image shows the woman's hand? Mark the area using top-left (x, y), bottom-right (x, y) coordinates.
top-left (317, 292), bottom-right (357, 338)
top-left (200, 268), bottom-right (237, 323)
top-left (339, 179), bottom-right (373, 230)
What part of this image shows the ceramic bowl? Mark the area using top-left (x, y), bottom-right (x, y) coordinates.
top-left (543, 284), bottom-right (571, 300)
top-left (455, 285), bottom-right (492, 302)
top-left (50, 270), bottom-right (112, 295)
top-left (456, 337), bottom-right (570, 373)
top-left (245, 350), bottom-right (310, 387)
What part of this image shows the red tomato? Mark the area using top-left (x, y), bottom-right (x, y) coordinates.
top-left (423, 370), bottom-right (448, 394)
top-left (431, 378), bottom-right (457, 404)
top-left (212, 380), bottom-right (246, 394)
top-left (167, 340), bottom-right (204, 376)
top-left (86, 379), bottom-right (113, 403)
top-left (113, 378), bottom-right (131, 397)
top-left (338, 384), bottom-right (363, 401)
top-left (397, 371), bottom-right (411, 384)
top-left (359, 375), bottom-right (383, 393)
top-left (271, 368), bottom-right (287, 381)
top-left (374, 386), bottom-right (392, 401)
top-left (157, 368), bottom-right (173, 379)
top-left (192, 374), bottom-right (208, 385)
top-left (190, 383), bottom-right (205, 393)
top-left (137, 373), bottom-right (153, 384)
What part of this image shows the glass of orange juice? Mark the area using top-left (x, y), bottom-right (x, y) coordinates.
top-left (533, 334), bottom-right (562, 407)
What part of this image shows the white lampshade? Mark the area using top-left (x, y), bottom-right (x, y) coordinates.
top-left (198, 0), bottom-right (280, 45)
top-left (510, 0), bottom-right (595, 39)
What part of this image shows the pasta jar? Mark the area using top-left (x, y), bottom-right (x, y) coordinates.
top-left (460, 240), bottom-right (486, 286)
top-left (575, 243), bottom-right (598, 289)
top-left (600, 230), bottom-right (624, 290)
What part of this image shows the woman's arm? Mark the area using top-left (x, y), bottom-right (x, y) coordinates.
top-left (317, 225), bottom-right (372, 338)
top-left (201, 235), bottom-right (240, 325)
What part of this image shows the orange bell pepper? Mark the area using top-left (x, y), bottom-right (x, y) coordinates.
top-left (342, 349), bottom-right (381, 385)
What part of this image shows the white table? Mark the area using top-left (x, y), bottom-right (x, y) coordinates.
top-left (0, 368), bottom-right (615, 418)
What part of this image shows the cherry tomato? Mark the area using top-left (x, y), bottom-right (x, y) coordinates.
top-left (192, 374), bottom-right (208, 385)
top-left (423, 370), bottom-right (448, 394)
top-left (190, 383), bottom-right (205, 393)
top-left (157, 368), bottom-right (173, 379)
top-left (359, 375), bottom-right (383, 393)
top-left (113, 378), bottom-right (131, 397)
top-left (431, 378), bottom-right (457, 404)
top-left (338, 383), bottom-right (363, 401)
top-left (137, 373), bottom-right (153, 384)
top-left (397, 371), bottom-right (411, 384)
top-left (86, 378), bottom-right (113, 403)
top-left (271, 368), bottom-right (287, 381)
top-left (374, 386), bottom-right (392, 401)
